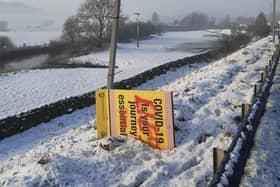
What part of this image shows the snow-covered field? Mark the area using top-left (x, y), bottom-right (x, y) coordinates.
top-left (0, 31), bottom-right (217, 119)
top-left (71, 31), bottom-right (217, 66)
top-left (0, 37), bottom-right (275, 186)
top-left (0, 31), bottom-right (61, 47)
top-left (241, 62), bottom-right (280, 187)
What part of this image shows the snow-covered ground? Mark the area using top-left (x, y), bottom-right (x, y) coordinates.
top-left (70, 31), bottom-right (217, 66)
top-left (240, 62), bottom-right (280, 187)
top-left (207, 29), bottom-right (231, 36)
top-left (0, 31), bottom-right (217, 119)
top-left (0, 37), bottom-right (275, 187)
top-left (0, 31), bottom-right (61, 47)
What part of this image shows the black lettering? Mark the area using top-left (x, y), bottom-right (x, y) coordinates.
top-left (130, 131), bottom-right (137, 137)
top-left (155, 104), bottom-right (162, 111)
top-left (118, 95), bottom-right (127, 135)
top-left (158, 137), bottom-right (164, 144)
top-left (141, 115), bottom-right (148, 121)
top-left (129, 101), bottom-right (137, 137)
top-left (154, 99), bottom-right (162, 105)
top-left (155, 120), bottom-right (163, 127)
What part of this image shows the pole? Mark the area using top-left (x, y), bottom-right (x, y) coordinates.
top-left (137, 19), bottom-right (140, 48)
top-left (270, 2), bottom-right (273, 30)
top-left (273, 0), bottom-right (276, 42)
top-left (134, 13), bottom-right (140, 48)
top-left (107, 0), bottom-right (121, 89)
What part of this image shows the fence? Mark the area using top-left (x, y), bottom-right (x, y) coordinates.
top-left (209, 46), bottom-right (280, 187)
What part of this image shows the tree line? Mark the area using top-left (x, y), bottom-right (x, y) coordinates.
top-left (0, 0), bottom-right (273, 54)
top-left (61, 0), bottom-right (163, 52)
top-left (173, 11), bottom-right (271, 38)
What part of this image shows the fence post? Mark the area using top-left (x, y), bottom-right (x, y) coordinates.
top-left (242, 103), bottom-right (250, 121)
top-left (261, 72), bottom-right (266, 82)
top-left (265, 65), bottom-right (269, 74)
top-left (213, 148), bottom-right (226, 175)
top-left (254, 83), bottom-right (262, 96)
top-left (269, 59), bottom-right (272, 69)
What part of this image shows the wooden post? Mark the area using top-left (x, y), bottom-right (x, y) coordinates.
top-left (254, 83), bottom-right (262, 96)
top-left (107, 0), bottom-right (121, 89)
top-left (242, 103), bottom-right (250, 120)
top-left (261, 72), bottom-right (266, 82)
top-left (269, 59), bottom-right (272, 69)
top-left (265, 65), bottom-right (269, 74)
top-left (213, 148), bottom-right (226, 174)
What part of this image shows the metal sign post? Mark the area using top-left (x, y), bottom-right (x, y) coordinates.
top-left (107, 0), bottom-right (121, 89)
top-left (273, 0), bottom-right (276, 42)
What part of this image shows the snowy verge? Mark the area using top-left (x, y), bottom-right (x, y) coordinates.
top-left (209, 46), bottom-right (279, 187)
top-left (240, 57), bottom-right (280, 186)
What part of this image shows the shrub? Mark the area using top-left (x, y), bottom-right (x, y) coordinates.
top-left (0, 36), bottom-right (14, 49)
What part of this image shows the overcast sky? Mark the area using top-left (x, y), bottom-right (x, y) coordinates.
top-left (0, 0), bottom-right (277, 29)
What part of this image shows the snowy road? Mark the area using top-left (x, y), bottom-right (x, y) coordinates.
top-left (241, 61), bottom-right (280, 187)
top-left (0, 37), bottom-right (275, 187)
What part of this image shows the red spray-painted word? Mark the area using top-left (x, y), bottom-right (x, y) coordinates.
top-left (134, 95), bottom-right (165, 148)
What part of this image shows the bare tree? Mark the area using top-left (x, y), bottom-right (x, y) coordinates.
top-left (62, 16), bottom-right (81, 45)
top-left (78, 0), bottom-right (114, 48)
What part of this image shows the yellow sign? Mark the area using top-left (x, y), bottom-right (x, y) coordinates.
top-left (96, 89), bottom-right (175, 150)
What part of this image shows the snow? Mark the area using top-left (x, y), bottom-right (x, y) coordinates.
top-left (0, 36), bottom-right (275, 187)
top-left (0, 31), bottom-right (217, 119)
top-left (240, 61), bottom-right (280, 187)
top-left (70, 31), bottom-right (216, 66)
top-left (0, 31), bottom-right (61, 47)
top-left (0, 68), bottom-right (107, 119)
top-left (207, 29), bottom-right (231, 36)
